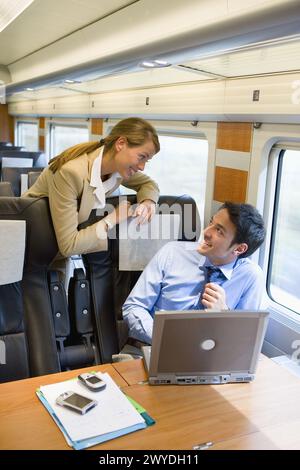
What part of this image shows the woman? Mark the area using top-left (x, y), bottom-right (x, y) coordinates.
top-left (23, 117), bottom-right (160, 258)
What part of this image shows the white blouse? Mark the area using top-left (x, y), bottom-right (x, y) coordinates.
top-left (90, 146), bottom-right (121, 209)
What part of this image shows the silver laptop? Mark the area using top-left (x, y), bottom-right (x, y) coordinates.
top-left (142, 310), bottom-right (269, 385)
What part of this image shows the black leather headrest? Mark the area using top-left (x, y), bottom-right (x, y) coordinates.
top-left (84, 194), bottom-right (201, 241)
top-left (80, 194), bottom-right (201, 270)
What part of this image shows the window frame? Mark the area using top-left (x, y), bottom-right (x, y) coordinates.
top-left (103, 119), bottom-right (217, 228)
top-left (48, 121), bottom-right (89, 159)
top-left (266, 149), bottom-right (289, 309)
top-left (16, 119), bottom-right (39, 150)
top-left (156, 132), bottom-right (209, 222)
top-left (263, 144), bottom-right (300, 332)
top-left (118, 129), bottom-right (209, 225)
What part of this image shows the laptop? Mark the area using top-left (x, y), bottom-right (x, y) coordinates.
top-left (142, 310), bottom-right (269, 385)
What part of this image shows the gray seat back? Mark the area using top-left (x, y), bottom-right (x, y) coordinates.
top-left (0, 181), bottom-right (14, 196)
top-left (1, 167), bottom-right (44, 196)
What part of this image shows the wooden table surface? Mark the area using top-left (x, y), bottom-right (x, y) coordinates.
top-left (0, 363), bottom-right (126, 450)
top-left (1, 355), bottom-right (300, 450)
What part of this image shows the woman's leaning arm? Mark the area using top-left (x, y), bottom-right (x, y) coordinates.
top-left (122, 171), bottom-right (159, 204)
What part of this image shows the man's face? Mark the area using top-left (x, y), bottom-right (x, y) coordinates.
top-left (198, 208), bottom-right (242, 265)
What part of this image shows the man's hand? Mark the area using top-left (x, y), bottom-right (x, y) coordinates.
top-left (201, 283), bottom-right (228, 310)
top-left (132, 199), bottom-right (156, 224)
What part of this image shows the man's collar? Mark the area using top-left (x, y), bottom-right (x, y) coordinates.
top-left (199, 258), bottom-right (239, 280)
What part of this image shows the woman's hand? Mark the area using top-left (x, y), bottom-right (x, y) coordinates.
top-left (106, 200), bottom-right (132, 227)
top-left (132, 199), bottom-right (156, 224)
top-left (106, 199), bottom-right (155, 227)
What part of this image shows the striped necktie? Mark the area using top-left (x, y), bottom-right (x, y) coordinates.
top-left (197, 266), bottom-right (227, 309)
top-left (205, 266), bottom-right (227, 285)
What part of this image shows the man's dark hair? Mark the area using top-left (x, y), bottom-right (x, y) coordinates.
top-left (219, 202), bottom-right (265, 258)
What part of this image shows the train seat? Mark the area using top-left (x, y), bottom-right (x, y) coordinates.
top-left (28, 170), bottom-right (43, 188)
top-left (0, 194), bottom-right (200, 379)
top-left (0, 196), bottom-right (102, 380)
top-left (1, 167), bottom-right (44, 196)
top-left (0, 219), bottom-right (30, 382)
top-left (0, 197), bottom-right (61, 378)
top-left (82, 194), bottom-right (201, 364)
top-left (0, 144), bottom-right (23, 150)
top-left (0, 142), bottom-right (12, 147)
top-left (0, 151), bottom-right (46, 172)
top-left (0, 181), bottom-right (14, 196)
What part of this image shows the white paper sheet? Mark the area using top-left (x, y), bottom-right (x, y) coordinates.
top-left (119, 214), bottom-right (180, 271)
top-left (0, 220), bottom-right (26, 285)
top-left (39, 373), bottom-right (144, 442)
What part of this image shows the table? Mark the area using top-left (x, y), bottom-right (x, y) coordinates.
top-left (0, 363), bottom-right (126, 450)
top-left (1, 356), bottom-right (300, 450)
top-left (110, 355), bottom-right (300, 450)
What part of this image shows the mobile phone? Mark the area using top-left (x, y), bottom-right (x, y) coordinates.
top-left (78, 372), bottom-right (107, 391)
top-left (56, 391), bottom-right (97, 414)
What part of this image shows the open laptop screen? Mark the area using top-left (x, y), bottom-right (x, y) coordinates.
top-left (149, 310), bottom-right (269, 381)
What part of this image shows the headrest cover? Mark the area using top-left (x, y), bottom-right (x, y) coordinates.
top-left (0, 220), bottom-right (26, 285)
top-left (1, 157), bottom-right (33, 168)
top-left (119, 214), bottom-right (180, 271)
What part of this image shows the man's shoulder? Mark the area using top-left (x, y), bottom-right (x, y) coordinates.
top-left (236, 257), bottom-right (263, 279)
top-left (159, 240), bottom-right (199, 255)
top-left (155, 241), bottom-right (200, 266)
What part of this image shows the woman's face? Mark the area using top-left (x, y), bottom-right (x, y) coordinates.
top-left (114, 137), bottom-right (156, 179)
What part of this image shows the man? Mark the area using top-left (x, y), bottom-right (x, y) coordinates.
top-left (122, 202), bottom-right (266, 345)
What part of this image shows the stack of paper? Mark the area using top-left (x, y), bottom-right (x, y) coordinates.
top-left (37, 372), bottom-right (154, 450)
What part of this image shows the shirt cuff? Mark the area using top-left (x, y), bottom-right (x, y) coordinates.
top-left (96, 220), bottom-right (108, 240)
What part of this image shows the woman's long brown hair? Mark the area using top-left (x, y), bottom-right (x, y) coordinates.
top-left (49, 117), bottom-right (160, 173)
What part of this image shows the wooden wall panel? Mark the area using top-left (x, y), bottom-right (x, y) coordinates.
top-left (91, 118), bottom-right (103, 136)
top-left (213, 166), bottom-right (248, 203)
top-left (38, 117), bottom-right (45, 151)
top-left (39, 135), bottom-right (45, 151)
top-left (8, 115), bottom-right (14, 144)
top-left (217, 122), bottom-right (252, 152)
top-left (0, 104), bottom-right (14, 143)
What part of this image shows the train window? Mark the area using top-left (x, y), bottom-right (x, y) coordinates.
top-left (121, 135), bottom-right (208, 220)
top-left (49, 124), bottom-right (89, 158)
top-left (17, 121), bottom-right (38, 151)
top-left (268, 149), bottom-right (300, 314)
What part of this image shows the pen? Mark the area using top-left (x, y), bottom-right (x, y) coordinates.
top-left (193, 441), bottom-right (213, 450)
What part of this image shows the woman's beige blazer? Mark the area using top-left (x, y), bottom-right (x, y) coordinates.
top-left (22, 147), bottom-right (159, 257)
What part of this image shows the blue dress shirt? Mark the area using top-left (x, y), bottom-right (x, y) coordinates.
top-left (122, 241), bottom-right (264, 344)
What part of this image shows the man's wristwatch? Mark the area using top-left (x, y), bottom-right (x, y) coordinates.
top-left (103, 217), bottom-right (114, 231)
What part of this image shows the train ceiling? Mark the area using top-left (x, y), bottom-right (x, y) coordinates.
top-left (1, 0), bottom-right (300, 101)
